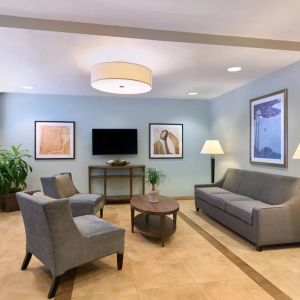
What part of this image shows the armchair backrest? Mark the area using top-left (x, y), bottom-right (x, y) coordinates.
top-left (16, 190), bottom-right (80, 275)
top-left (40, 173), bottom-right (78, 199)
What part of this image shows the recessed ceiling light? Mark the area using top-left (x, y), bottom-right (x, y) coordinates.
top-left (227, 66), bottom-right (242, 72)
top-left (188, 92), bottom-right (198, 95)
top-left (22, 85), bottom-right (34, 90)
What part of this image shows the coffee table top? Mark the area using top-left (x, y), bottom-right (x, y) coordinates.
top-left (130, 194), bottom-right (179, 215)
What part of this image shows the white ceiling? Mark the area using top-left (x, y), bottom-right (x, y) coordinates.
top-left (1, 0), bottom-right (300, 99)
top-left (1, 0), bottom-right (300, 41)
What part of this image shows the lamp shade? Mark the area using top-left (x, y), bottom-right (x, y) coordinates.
top-left (293, 144), bottom-right (300, 159)
top-left (91, 62), bottom-right (152, 94)
top-left (201, 140), bottom-right (224, 155)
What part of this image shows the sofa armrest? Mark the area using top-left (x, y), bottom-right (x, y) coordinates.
top-left (253, 196), bottom-right (300, 246)
top-left (194, 182), bottom-right (221, 189)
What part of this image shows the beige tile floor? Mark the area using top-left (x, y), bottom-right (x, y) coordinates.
top-left (0, 200), bottom-right (299, 299)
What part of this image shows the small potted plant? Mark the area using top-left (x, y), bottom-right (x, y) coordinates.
top-left (145, 168), bottom-right (166, 202)
top-left (0, 145), bottom-right (32, 212)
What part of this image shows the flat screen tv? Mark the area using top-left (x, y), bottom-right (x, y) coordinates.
top-left (92, 129), bottom-right (138, 155)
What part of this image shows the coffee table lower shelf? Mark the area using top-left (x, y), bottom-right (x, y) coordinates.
top-left (133, 214), bottom-right (176, 246)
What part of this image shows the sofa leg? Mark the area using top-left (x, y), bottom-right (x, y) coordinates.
top-left (100, 208), bottom-right (103, 218)
top-left (256, 246), bottom-right (262, 252)
top-left (21, 252), bottom-right (32, 270)
top-left (48, 276), bottom-right (61, 299)
top-left (117, 253), bottom-right (123, 270)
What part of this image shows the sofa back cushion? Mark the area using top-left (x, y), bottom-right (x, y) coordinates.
top-left (222, 169), bottom-right (244, 193)
top-left (55, 174), bottom-right (77, 198)
top-left (222, 169), bottom-right (300, 205)
top-left (236, 172), bottom-right (266, 200)
top-left (259, 175), bottom-right (300, 204)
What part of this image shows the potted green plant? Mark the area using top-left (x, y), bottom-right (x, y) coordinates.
top-left (0, 145), bottom-right (32, 212)
top-left (145, 168), bottom-right (166, 202)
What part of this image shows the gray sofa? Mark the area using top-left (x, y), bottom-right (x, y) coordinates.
top-left (17, 190), bottom-right (125, 299)
top-left (194, 168), bottom-right (300, 251)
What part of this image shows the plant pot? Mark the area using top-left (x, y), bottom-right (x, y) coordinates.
top-left (147, 190), bottom-right (160, 203)
top-left (0, 193), bottom-right (20, 212)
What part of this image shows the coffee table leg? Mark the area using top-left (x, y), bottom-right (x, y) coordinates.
top-left (173, 212), bottom-right (177, 229)
top-left (131, 207), bottom-right (135, 233)
top-left (160, 215), bottom-right (165, 247)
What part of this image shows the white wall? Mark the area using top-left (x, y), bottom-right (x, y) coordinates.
top-left (210, 60), bottom-right (300, 180)
top-left (0, 93), bottom-right (211, 196)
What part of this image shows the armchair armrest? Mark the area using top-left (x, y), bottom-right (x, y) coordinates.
top-left (253, 195), bottom-right (300, 246)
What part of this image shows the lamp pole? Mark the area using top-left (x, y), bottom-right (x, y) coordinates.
top-left (211, 155), bottom-right (215, 183)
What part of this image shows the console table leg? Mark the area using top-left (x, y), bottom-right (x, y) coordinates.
top-left (160, 215), bottom-right (165, 247)
top-left (131, 208), bottom-right (135, 233)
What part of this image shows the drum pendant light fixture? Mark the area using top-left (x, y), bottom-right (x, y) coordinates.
top-left (91, 62), bottom-right (152, 94)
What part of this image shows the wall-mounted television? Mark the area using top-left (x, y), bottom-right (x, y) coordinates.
top-left (92, 129), bottom-right (138, 155)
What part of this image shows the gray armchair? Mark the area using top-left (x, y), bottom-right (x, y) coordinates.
top-left (40, 173), bottom-right (104, 217)
top-left (16, 190), bottom-right (125, 299)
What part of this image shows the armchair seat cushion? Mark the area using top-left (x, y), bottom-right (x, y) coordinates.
top-left (69, 193), bottom-right (104, 217)
top-left (226, 200), bottom-right (272, 225)
top-left (74, 215), bottom-right (125, 258)
top-left (74, 215), bottom-right (122, 237)
top-left (69, 193), bottom-right (103, 206)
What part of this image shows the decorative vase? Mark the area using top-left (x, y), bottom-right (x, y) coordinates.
top-left (147, 190), bottom-right (160, 202)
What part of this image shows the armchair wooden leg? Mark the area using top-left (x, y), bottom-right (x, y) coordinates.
top-left (21, 252), bottom-right (32, 270)
top-left (117, 253), bottom-right (123, 270)
top-left (48, 276), bottom-right (61, 299)
top-left (100, 208), bottom-right (104, 218)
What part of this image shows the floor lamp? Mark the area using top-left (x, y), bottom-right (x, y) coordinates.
top-left (292, 144), bottom-right (300, 160)
top-left (201, 140), bottom-right (224, 183)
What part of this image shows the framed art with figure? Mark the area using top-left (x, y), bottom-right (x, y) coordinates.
top-left (250, 89), bottom-right (287, 167)
top-left (35, 121), bottom-right (75, 159)
top-left (149, 123), bottom-right (183, 159)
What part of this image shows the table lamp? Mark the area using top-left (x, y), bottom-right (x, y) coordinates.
top-left (292, 144), bottom-right (300, 159)
top-left (201, 140), bottom-right (224, 183)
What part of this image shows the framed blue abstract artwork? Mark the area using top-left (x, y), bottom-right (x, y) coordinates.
top-left (250, 89), bottom-right (288, 167)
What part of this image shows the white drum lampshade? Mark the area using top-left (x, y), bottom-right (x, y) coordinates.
top-left (91, 62), bottom-right (152, 94)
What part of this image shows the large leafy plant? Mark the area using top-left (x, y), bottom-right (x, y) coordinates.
top-left (145, 168), bottom-right (166, 191)
top-left (0, 145), bottom-right (32, 197)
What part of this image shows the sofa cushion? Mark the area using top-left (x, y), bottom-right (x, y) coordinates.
top-left (55, 174), bottom-right (77, 198)
top-left (222, 169), bottom-right (244, 193)
top-left (195, 187), bottom-right (232, 201)
top-left (207, 193), bottom-right (254, 210)
top-left (226, 200), bottom-right (272, 225)
top-left (69, 193), bottom-right (103, 206)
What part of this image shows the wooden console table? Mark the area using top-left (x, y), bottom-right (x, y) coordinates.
top-left (88, 165), bottom-right (145, 202)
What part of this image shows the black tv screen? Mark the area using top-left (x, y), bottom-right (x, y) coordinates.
top-left (92, 129), bottom-right (138, 155)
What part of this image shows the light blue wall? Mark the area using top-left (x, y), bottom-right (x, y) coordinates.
top-left (0, 93), bottom-right (211, 196)
top-left (210, 60), bottom-right (300, 180)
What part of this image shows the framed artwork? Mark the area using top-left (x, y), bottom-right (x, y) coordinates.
top-left (250, 89), bottom-right (287, 167)
top-left (35, 121), bottom-right (75, 160)
top-left (149, 123), bottom-right (183, 159)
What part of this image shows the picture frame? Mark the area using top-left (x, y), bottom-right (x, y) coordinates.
top-left (250, 89), bottom-right (287, 167)
top-left (149, 123), bottom-right (183, 159)
top-left (35, 121), bottom-right (75, 160)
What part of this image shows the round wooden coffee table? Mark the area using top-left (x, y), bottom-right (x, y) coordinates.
top-left (130, 195), bottom-right (179, 247)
